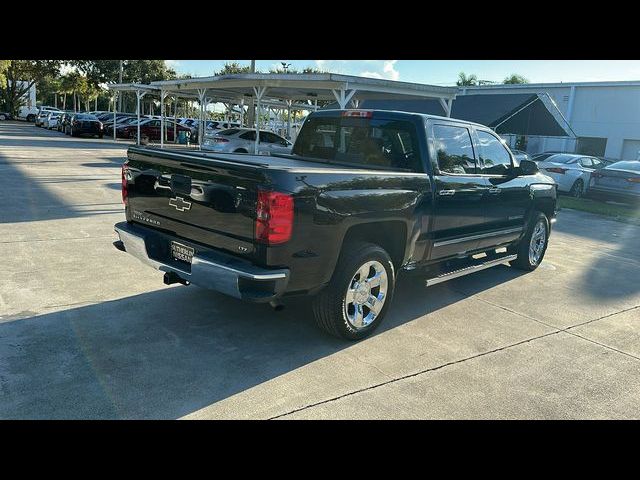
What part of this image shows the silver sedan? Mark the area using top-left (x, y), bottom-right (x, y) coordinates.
top-left (202, 128), bottom-right (293, 154)
top-left (537, 154), bottom-right (605, 197)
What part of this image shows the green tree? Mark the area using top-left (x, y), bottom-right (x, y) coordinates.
top-left (216, 61), bottom-right (253, 75)
top-left (503, 74), bottom-right (529, 84)
top-left (456, 72), bottom-right (478, 86)
top-left (0, 60), bottom-right (61, 115)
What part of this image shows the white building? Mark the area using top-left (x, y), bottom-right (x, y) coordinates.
top-left (459, 81), bottom-right (640, 160)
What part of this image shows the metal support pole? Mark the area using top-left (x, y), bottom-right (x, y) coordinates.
top-left (118, 60), bottom-right (123, 112)
top-left (239, 98), bottom-right (245, 126)
top-left (173, 97), bottom-right (177, 143)
top-left (197, 89), bottom-right (207, 149)
top-left (253, 86), bottom-right (267, 154)
top-left (332, 89), bottom-right (356, 109)
top-left (136, 90), bottom-right (146, 145)
top-left (160, 89), bottom-right (166, 148)
top-left (112, 92), bottom-right (117, 141)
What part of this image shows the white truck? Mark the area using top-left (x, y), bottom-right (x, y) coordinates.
top-left (18, 105), bottom-right (61, 122)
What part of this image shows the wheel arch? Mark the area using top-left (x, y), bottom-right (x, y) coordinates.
top-left (339, 220), bottom-right (408, 274)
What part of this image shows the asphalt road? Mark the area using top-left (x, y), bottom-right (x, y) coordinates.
top-left (1, 121), bottom-right (639, 419)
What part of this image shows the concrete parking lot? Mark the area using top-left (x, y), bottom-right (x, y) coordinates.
top-left (1, 120), bottom-right (639, 419)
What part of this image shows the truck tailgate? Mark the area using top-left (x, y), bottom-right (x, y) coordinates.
top-left (125, 147), bottom-right (272, 258)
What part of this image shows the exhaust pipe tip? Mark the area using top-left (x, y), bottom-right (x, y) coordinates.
top-left (269, 301), bottom-right (285, 312)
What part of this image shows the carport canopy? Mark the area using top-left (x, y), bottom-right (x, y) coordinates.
top-left (149, 73), bottom-right (458, 153)
top-left (107, 83), bottom-right (166, 145)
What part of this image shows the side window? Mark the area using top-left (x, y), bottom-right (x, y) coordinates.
top-left (591, 158), bottom-right (603, 169)
top-left (239, 131), bottom-right (256, 141)
top-left (477, 130), bottom-right (512, 174)
top-left (432, 124), bottom-right (476, 174)
top-left (580, 158), bottom-right (593, 168)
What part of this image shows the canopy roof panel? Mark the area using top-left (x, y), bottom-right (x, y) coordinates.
top-left (149, 73), bottom-right (458, 103)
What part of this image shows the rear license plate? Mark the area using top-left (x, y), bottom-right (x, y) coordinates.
top-left (171, 241), bottom-right (194, 264)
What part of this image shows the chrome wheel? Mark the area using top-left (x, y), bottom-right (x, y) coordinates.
top-left (344, 260), bottom-right (388, 329)
top-left (528, 219), bottom-right (547, 266)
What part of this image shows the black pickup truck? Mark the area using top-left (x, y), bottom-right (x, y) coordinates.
top-left (114, 109), bottom-right (557, 339)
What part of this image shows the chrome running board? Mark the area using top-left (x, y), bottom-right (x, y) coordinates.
top-left (425, 254), bottom-right (517, 287)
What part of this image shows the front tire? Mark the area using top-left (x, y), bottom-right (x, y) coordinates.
top-left (312, 242), bottom-right (395, 340)
top-left (509, 212), bottom-right (550, 271)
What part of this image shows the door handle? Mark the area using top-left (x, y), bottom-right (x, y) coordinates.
top-left (488, 187), bottom-right (501, 194)
top-left (438, 190), bottom-right (455, 196)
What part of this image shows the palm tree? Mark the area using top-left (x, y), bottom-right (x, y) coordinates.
top-left (457, 72), bottom-right (478, 86)
top-left (60, 74), bottom-right (75, 110)
top-left (503, 74), bottom-right (529, 84)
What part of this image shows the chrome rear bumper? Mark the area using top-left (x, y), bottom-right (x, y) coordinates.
top-left (114, 221), bottom-right (289, 302)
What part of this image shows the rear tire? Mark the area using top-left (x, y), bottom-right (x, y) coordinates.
top-left (570, 179), bottom-right (584, 198)
top-left (27, 114), bottom-right (35, 122)
top-left (0, 114), bottom-right (6, 121)
top-left (312, 242), bottom-right (395, 340)
top-left (509, 212), bottom-right (550, 271)
top-left (234, 148), bottom-right (248, 153)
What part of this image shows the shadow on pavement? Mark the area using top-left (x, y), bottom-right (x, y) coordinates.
top-left (554, 209), bottom-right (640, 300)
top-left (0, 269), bottom-right (522, 419)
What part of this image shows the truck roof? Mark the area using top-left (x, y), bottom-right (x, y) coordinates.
top-left (314, 109), bottom-right (488, 129)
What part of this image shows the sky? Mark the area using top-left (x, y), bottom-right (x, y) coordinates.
top-left (165, 60), bottom-right (640, 85)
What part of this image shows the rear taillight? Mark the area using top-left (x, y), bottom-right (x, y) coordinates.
top-left (255, 190), bottom-right (294, 245)
top-left (627, 177), bottom-right (640, 183)
top-left (214, 137), bottom-right (229, 143)
top-left (121, 165), bottom-right (128, 205)
top-left (545, 167), bottom-right (567, 174)
top-left (341, 110), bottom-right (372, 118)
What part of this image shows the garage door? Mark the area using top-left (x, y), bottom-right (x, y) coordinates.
top-left (621, 139), bottom-right (640, 160)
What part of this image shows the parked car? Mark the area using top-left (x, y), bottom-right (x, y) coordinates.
top-left (114, 109), bottom-right (557, 340)
top-left (0, 111), bottom-right (12, 121)
top-left (119, 118), bottom-right (191, 142)
top-left (58, 112), bottom-right (74, 133)
top-left (106, 117), bottom-right (142, 137)
top-left (104, 116), bottom-right (139, 135)
top-left (531, 151), bottom-right (566, 163)
top-left (588, 160), bottom-right (640, 203)
top-left (35, 106), bottom-right (63, 126)
top-left (43, 112), bottom-right (62, 129)
top-left (537, 154), bottom-right (606, 197)
top-left (65, 113), bottom-right (104, 138)
top-left (202, 128), bottom-right (293, 154)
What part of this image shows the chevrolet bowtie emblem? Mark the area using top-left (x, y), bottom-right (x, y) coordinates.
top-left (169, 196), bottom-right (192, 211)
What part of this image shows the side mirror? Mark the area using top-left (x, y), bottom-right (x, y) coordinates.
top-left (519, 159), bottom-right (539, 175)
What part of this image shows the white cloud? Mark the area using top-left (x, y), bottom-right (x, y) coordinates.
top-left (383, 60), bottom-right (400, 80)
top-left (360, 60), bottom-right (400, 80)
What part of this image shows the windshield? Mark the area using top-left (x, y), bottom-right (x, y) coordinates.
top-left (291, 115), bottom-right (421, 171)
